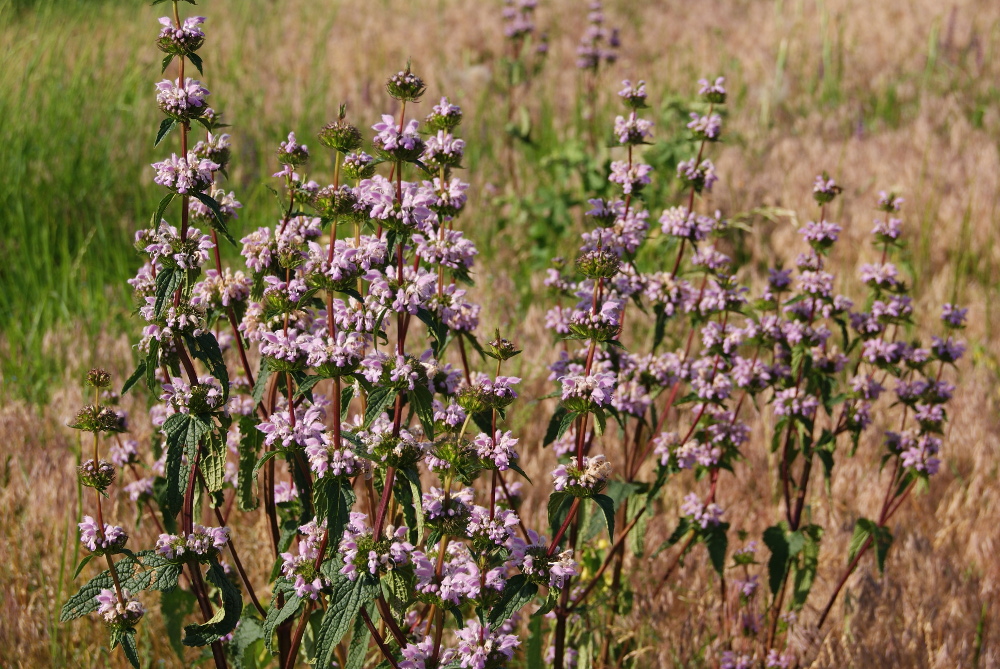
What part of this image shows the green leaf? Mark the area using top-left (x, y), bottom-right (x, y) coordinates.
top-left (252, 449), bottom-right (282, 480)
top-left (185, 332), bottom-right (230, 400)
top-left (119, 628), bottom-right (140, 669)
top-left (488, 574), bottom-right (537, 630)
top-left (314, 476), bottom-right (356, 542)
top-left (162, 586), bottom-right (198, 661)
top-left (155, 117), bottom-right (177, 147)
top-left (791, 524), bottom-right (823, 610)
top-left (231, 612), bottom-right (265, 669)
top-left (252, 358), bottom-right (272, 407)
top-left (380, 570), bottom-right (411, 620)
top-left (762, 525), bottom-right (790, 597)
top-left (161, 53), bottom-right (174, 72)
top-left (187, 51), bottom-right (203, 74)
top-left (411, 384), bottom-right (435, 440)
top-left (73, 554), bottom-right (94, 579)
top-left (190, 191), bottom-right (237, 245)
top-left (313, 575), bottom-right (378, 668)
top-left (121, 360), bottom-right (146, 397)
top-left (592, 494), bottom-right (616, 541)
top-left (183, 559), bottom-right (243, 646)
top-left (849, 517), bottom-right (877, 564)
top-left (703, 522), bottom-right (730, 576)
top-left (152, 191), bottom-right (175, 227)
top-left (396, 467), bottom-right (424, 545)
top-left (340, 384), bottom-right (354, 421)
top-left (543, 407), bottom-right (569, 447)
top-left (264, 592), bottom-right (302, 655)
top-left (873, 525), bottom-right (893, 574)
top-left (237, 416), bottom-right (262, 511)
top-left (154, 266), bottom-right (183, 319)
top-left (60, 554), bottom-right (143, 622)
top-left (144, 341), bottom-right (161, 393)
top-left (162, 413), bottom-right (211, 517)
top-left (532, 589), bottom-right (559, 618)
top-left (547, 491), bottom-right (573, 538)
top-left (201, 430), bottom-right (226, 493)
top-left (627, 494), bottom-right (649, 559)
top-left (364, 386), bottom-right (397, 427)
top-left (294, 373), bottom-right (323, 400)
top-left (592, 407), bottom-right (607, 436)
top-left (345, 610), bottom-right (371, 669)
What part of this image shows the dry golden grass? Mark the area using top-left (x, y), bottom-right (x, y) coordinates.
top-left (3, 0), bottom-right (1000, 666)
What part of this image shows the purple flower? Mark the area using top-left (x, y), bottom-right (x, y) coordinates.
top-left (680, 492), bottom-right (724, 528)
top-left (614, 112), bottom-right (654, 145)
top-left (609, 160), bottom-right (652, 194)
top-left (95, 588), bottom-right (145, 627)
top-left (155, 77), bottom-right (210, 119)
top-left (941, 303), bottom-right (968, 329)
top-left (79, 516), bottom-right (128, 553)
top-left (152, 152), bottom-right (218, 193)
top-left (454, 619), bottom-right (520, 669)
top-left (473, 430), bottom-right (519, 471)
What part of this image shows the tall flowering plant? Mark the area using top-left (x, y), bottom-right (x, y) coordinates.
top-left (537, 78), bottom-right (963, 668)
top-left (60, 4), bottom-right (565, 669)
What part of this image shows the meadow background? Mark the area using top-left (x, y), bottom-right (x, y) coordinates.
top-left (1, 0), bottom-right (999, 666)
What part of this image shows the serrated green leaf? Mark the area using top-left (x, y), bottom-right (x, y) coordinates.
top-left (202, 430), bottom-right (226, 493)
top-left (155, 117), bottom-right (177, 147)
top-left (161, 52), bottom-right (174, 72)
top-left (187, 51), bottom-right (203, 74)
top-left (154, 266), bottom-right (183, 319)
top-left (591, 494), bottom-right (615, 541)
top-left (73, 554), bottom-right (94, 579)
top-left (263, 590), bottom-right (302, 655)
top-left (313, 575), bottom-right (378, 668)
top-left (183, 560), bottom-right (243, 646)
top-left (237, 415), bottom-right (262, 511)
top-left (121, 361), bottom-right (146, 397)
top-left (162, 413), bottom-right (211, 517)
top-left (152, 191), bottom-right (175, 227)
top-left (703, 522), bottom-right (730, 576)
top-left (252, 450), bottom-right (284, 481)
top-left (61, 554), bottom-right (143, 622)
top-left (314, 476), bottom-right (355, 542)
top-left (184, 332), bottom-right (230, 401)
top-left (364, 386), bottom-right (397, 427)
top-left (411, 384), bottom-right (435, 440)
top-left (547, 491), bottom-right (573, 538)
top-left (488, 574), bottom-right (537, 630)
top-left (252, 358), bottom-right (272, 407)
top-left (762, 525), bottom-right (790, 597)
top-left (345, 610), bottom-right (371, 669)
top-left (190, 191), bottom-right (237, 245)
top-left (231, 611), bottom-right (265, 669)
top-left (145, 338), bottom-right (160, 391)
top-left (120, 628), bottom-right (140, 668)
top-left (848, 517), bottom-right (876, 564)
top-left (543, 407), bottom-right (569, 447)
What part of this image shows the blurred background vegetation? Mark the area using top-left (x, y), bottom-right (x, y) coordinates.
top-left (2, 0), bottom-right (997, 404)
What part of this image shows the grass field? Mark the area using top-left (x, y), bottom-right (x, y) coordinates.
top-left (1, 0), bottom-right (999, 666)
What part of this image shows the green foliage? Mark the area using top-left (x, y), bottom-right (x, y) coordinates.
top-left (313, 575), bottom-right (379, 667)
top-left (182, 560), bottom-right (243, 646)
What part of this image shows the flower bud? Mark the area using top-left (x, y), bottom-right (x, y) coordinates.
top-left (576, 249), bottom-right (621, 279)
top-left (319, 120), bottom-right (363, 153)
top-left (386, 65), bottom-right (426, 103)
top-left (87, 368), bottom-right (112, 389)
top-left (79, 459), bottom-right (116, 492)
